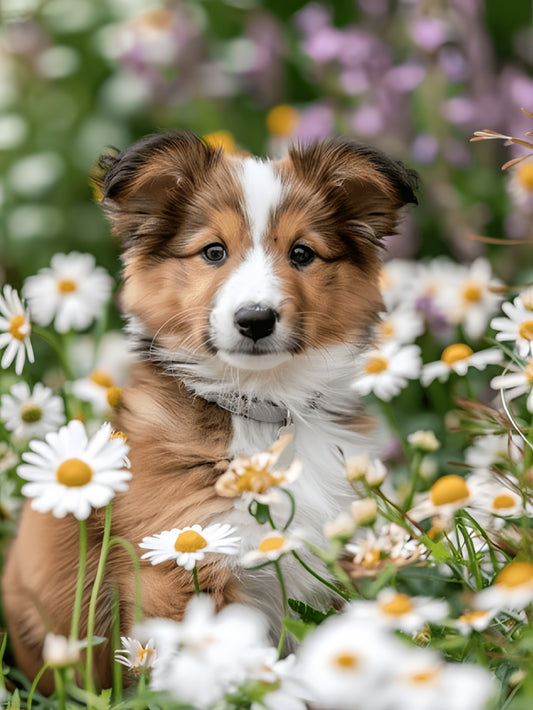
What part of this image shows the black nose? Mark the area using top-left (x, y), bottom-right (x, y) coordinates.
top-left (234, 305), bottom-right (278, 342)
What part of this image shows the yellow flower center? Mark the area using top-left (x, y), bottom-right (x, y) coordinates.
top-left (525, 360), bottom-right (533, 384)
top-left (8, 314), bottom-right (28, 341)
top-left (362, 548), bottom-right (381, 566)
top-left (461, 281), bottom-right (482, 303)
top-left (106, 386), bottom-right (123, 409)
top-left (137, 647), bottom-right (153, 663)
top-left (458, 610), bottom-right (488, 625)
top-left (365, 355), bottom-right (389, 375)
top-left (110, 429), bottom-right (128, 442)
top-left (90, 370), bottom-right (114, 388)
top-left (237, 466), bottom-right (276, 494)
top-left (266, 105), bottom-right (299, 136)
top-left (379, 320), bottom-right (395, 339)
top-left (429, 474), bottom-right (470, 506)
top-left (496, 560), bottom-right (533, 588)
top-left (20, 403), bottom-right (43, 424)
top-left (203, 130), bottom-right (235, 154)
top-left (56, 458), bottom-right (93, 487)
top-left (57, 278), bottom-right (77, 294)
top-left (174, 530), bottom-right (207, 553)
top-left (516, 162), bottom-right (533, 190)
top-left (408, 668), bottom-right (441, 685)
top-left (332, 651), bottom-right (359, 671)
top-left (518, 319), bottom-right (533, 342)
top-left (440, 343), bottom-right (473, 366)
top-left (492, 493), bottom-right (516, 510)
top-left (258, 535), bottom-right (285, 553)
top-left (379, 593), bottom-right (413, 616)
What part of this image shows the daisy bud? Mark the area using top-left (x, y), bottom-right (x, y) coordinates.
top-left (42, 633), bottom-right (81, 667)
top-left (350, 498), bottom-right (377, 526)
top-left (407, 430), bottom-right (441, 453)
top-left (345, 454), bottom-right (387, 486)
top-left (323, 513), bottom-right (356, 541)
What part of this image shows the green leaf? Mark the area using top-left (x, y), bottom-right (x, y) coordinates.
top-left (288, 598), bottom-right (336, 625)
top-left (282, 618), bottom-right (314, 643)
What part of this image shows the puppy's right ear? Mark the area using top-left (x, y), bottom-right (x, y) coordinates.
top-left (93, 131), bottom-right (222, 252)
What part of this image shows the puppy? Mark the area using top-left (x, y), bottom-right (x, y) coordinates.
top-left (3, 132), bottom-right (417, 689)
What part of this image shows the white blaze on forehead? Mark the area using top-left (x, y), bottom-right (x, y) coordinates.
top-left (239, 157), bottom-right (284, 246)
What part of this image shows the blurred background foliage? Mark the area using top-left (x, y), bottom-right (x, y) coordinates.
top-left (1, 0), bottom-right (532, 291)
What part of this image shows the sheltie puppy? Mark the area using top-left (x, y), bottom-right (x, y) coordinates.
top-left (3, 132), bottom-right (417, 689)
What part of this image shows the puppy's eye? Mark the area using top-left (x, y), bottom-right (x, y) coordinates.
top-left (290, 244), bottom-right (315, 268)
top-left (203, 243), bottom-right (227, 264)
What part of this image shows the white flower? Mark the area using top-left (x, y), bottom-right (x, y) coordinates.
top-left (18, 420), bottom-right (131, 520)
top-left (138, 595), bottom-right (269, 708)
top-left (139, 523), bottom-right (241, 570)
top-left (409, 474), bottom-right (473, 521)
top-left (383, 647), bottom-right (496, 710)
top-left (115, 637), bottom-right (157, 673)
top-left (345, 453), bottom-right (387, 486)
top-left (344, 523), bottom-right (425, 577)
top-left (352, 342), bottom-right (422, 401)
top-left (347, 588), bottom-right (449, 633)
top-left (23, 252), bottom-right (113, 333)
top-left (491, 292), bottom-right (533, 358)
top-left (434, 258), bottom-right (502, 340)
top-left (294, 613), bottom-right (402, 710)
top-left (379, 259), bottom-right (419, 310)
top-left (491, 358), bottom-right (533, 413)
top-left (475, 560), bottom-right (533, 612)
top-left (465, 433), bottom-right (524, 471)
top-left (408, 430), bottom-right (441, 453)
top-left (507, 159), bottom-right (533, 211)
top-left (241, 530), bottom-right (297, 567)
top-left (468, 471), bottom-right (526, 520)
top-left (377, 306), bottom-right (425, 345)
top-left (0, 381), bottom-right (65, 439)
top-left (421, 343), bottom-right (502, 386)
top-left (70, 331), bottom-right (135, 415)
top-left (454, 609), bottom-right (496, 635)
top-left (42, 633), bottom-right (81, 667)
top-left (0, 284), bottom-right (34, 375)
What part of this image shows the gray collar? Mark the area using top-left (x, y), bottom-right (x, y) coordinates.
top-left (200, 391), bottom-right (291, 425)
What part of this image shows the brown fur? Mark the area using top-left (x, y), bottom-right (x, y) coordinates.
top-left (2, 132), bottom-right (417, 689)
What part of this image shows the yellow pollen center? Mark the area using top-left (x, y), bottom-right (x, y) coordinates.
top-left (458, 610), bottom-right (488, 624)
top-left (365, 355), bottom-right (389, 375)
top-left (258, 535), bottom-right (285, 553)
top-left (379, 593), bottom-right (413, 616)
top-left (492, 493), bottom-right (516, 510)
top-left (518, 319), bottom-right (533, 341)
top-left (237, 466), bottom-right (276, 493)
top-left (496, 560), bottom-right (533, 588)
top-left (525, 360), bottom-right (533, 383)
top-left (110, 429), bottom-right (128, 442)
top-left (362, 549), bottom-right (381, 566)
top-left (440, 343), bottom-right (474, 366)
top-left (462, 281), bottom-right (482, 303)
top-left (517, 163), bottom-right (533, 190)
top-left (138, 647), bottom-right (153, 662)
top-left (106, 386), bottom-right (123, 408)
top-left (174, 530), bottom-right (207, 553)
top-left (56, 458), bottom-right (93, 487)
top-left (57, 278), bottom-right (77, 294)
top-left (20, 403), bottom-right (43, 423)
top-left (379, 320), bottom-right (395, 339)
top-left (266, 105), bottom-right (300, 136)
top-left (409, 668), bottom-right (440, 685)
top-left (332, 651), bottom-right (359, 671)
top-left (90, 370), bottom-right (114, 388)
top-left (429, 475), bottom-right (470, 506)
top-left (8, 314), bottom-right (28, 341)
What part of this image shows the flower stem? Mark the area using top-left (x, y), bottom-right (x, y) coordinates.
top-left (402, 451), bottom-right (423, 511)
top-left (85, 502), bottom-right (113, 696)
top-left (291, 550), bottom-right (352, 601)
top-left (32, 326), bottom-right (73, 380)
top-left (281, 487), bottom-right (296, 531)
top-left (27, 664), bottom-right (50, 709)
top-left (274, 560), bottom-right (289, 657)
top-left (192, 565), bottom-right (201, 594)
top-left (54, 668), bottom-right (66, 710)
top-left (70, 519), bottom-right (87, 643)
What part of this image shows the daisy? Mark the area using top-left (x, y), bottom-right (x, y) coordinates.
top-left (18, 419), bottom-right (131, 520)
top-left (379, 259), bottom-right (419, 310)
top-left (475, 560), bottom-right (533, 612)
top-left (294, 613), bottom-right (402, 710)
top-left (0, 381), bottom-right (65, 439)
top-left (215, 434), bottom-right (302, 503)
top-left (345, 453), bottom-right (387, 486)
top-left (352, 341), bottom-right (422, 401)
top-left (407, 430), bottom-right (441, 453)
top-left (347, 588), bottom-right (449, 634)
top-left (421, 343), bottom-right (502, 386)
top-left (139, 523), bottom-right (241, 570)
top-left (465, 433), bottom-right (524, 471)
top-left (376, 306), bottom-right (424, 345)
top-left (409, 474), bottom-right (473, 521)
top-left (434, 258), bottom-right (502, 340)
top-left (115, 636), bottom-right (157, 674)
top-left (491, 292), bottom-right (533, 358)
top-left (42, 633), bottom-right (81, 667)
top-left (507, 158), bottom-right (533, 211)
top-left (241, 530), bottom-right (297, 567)
top-left (343, 523), bottom-right (425, 578)
top-left (491, 358), bottom-right (533, 413)
top-left (0, 284), bottom-right (34, 375)
top-left (453, 608), bottom-right (496, 635)
top-left (23, 252), bottom-right (113, 333)
top-left (412, 257), bottom-right (461, 332)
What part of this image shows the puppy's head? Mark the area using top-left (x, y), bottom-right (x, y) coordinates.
top-left (97, 132), bottom-right (417, 371)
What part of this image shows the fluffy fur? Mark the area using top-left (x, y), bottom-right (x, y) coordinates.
top-left (2, 132), bottom-right (417, 689)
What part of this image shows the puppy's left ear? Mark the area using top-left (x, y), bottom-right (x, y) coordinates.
top-left (289, 137), bottom-right (418, 241)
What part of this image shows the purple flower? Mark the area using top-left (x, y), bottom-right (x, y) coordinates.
top-left (410, 17), bottom-right (448, 53)
top-left (294, 103), bottom-right (334, 143)
top-left (411, 134), bottom-right (439, 163)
